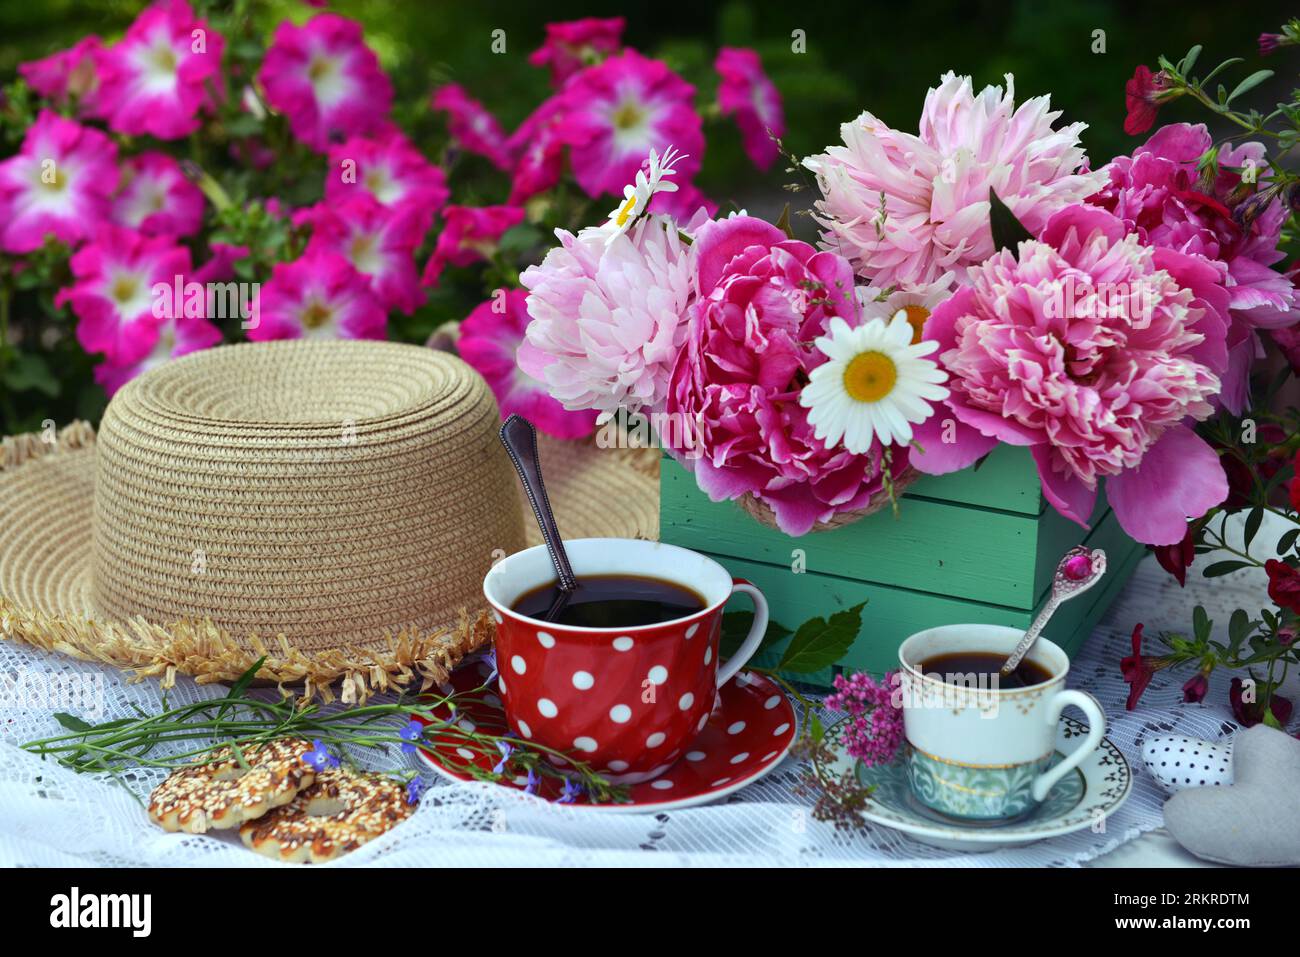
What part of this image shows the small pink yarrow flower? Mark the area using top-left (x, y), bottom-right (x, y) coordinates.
top-left (97, 0), bottom-right (224, 140)
top-left (248, 248), bottom-right (387, 342)
top-left (0, 110), bottom-right (118, 254)
top-left (258, 13), bottom-right (393, 152)
top-left (422, 205), bottom-right (525, 288)
top-left (458, 289), bottom-right (597, 440)
top-left (111, 152), bottom-right (205, 238)
top-left (824, 671), bottom-right (904, 768)
top-left (714, 47), bottom-right (785, 171)
top-left (528, 17), bottom-right (625, 85)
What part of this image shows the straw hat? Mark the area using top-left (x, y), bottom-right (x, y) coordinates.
top-left (0, 340), bottom-right (658, 702)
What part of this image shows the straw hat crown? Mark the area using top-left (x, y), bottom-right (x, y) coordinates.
top-left (88, 339), bottom-right (525, 650)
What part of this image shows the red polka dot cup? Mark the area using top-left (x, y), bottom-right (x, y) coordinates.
top-left (483, 538), bottom-right (770, 784)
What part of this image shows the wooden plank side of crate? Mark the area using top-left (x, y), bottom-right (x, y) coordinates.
top-left (903, 445), bottom-right (1044, 515)
top-left (661, 460), bottom-right (1046, 609)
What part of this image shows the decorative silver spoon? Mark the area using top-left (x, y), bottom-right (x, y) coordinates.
top-left (999, 546), bottom-right (1107, 678)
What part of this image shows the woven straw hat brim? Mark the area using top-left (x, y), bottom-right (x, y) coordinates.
top-left (0, 415), bottom-right (658, 705)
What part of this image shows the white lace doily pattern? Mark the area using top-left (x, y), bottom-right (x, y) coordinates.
top-left (0, 514), bottom-right (1285, 867)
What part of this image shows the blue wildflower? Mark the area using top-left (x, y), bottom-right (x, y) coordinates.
top-left (492, 740), bottom-right (514, 775)
top-left (406, 777), bottom-right (426, 806)
top-left (302, 739), bottom-right (339, 771)
top-left (556, 778), bottom-right (583, 805)
top-left (523, 768), bottom-right (540, 795)
top-left (398, 720), bottom-right (424, 755)
top-left (481, 648), bottom-right (498, 684)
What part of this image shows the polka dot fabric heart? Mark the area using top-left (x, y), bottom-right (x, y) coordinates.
top-left (415, 662), bottom-right (797, 810)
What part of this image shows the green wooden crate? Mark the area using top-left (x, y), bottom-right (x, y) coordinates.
top-left (659, 445), bottom-right (1145, 686)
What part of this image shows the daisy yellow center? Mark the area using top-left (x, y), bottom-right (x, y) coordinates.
top-left (843, 351), bottom-right (897, 403)
top-left (615, 194), bottom-right (638, 226)
top-left (902, 305), bottom-right (930, 344)
top-left (612, 101), bottom-right (645, 130)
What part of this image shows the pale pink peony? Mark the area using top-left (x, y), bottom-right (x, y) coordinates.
top-left (459, 289), bottom-right (596, 440)
top-left (422, 205), bottom-right (525, 287)
top-left (506, 96), bottom-right (569, 204)
top-left (56, 224), bottom-right (191, 366)
top-left (804, 72), bottom-right (1106, 289)
top-left (19, 36), bottom-right (108, 117)
top-left (519, 214), bottom-right (695, 419)
top-left (97, 0), bottom-right (223, 140)
top-left (664, 215), bottom-right (907, 536)
top-left (248, 248), bottom-right (387, 341)
top-left (714, 48), bottom-right (785, 170)
top-left (430, 84), bottom-right (513, 170)
top-left (302, 196), bottom-right (425, 315)
top-left (111, 152), bottom-right (204, 237)
top-left (258, 13), bottom-right (393, 152)
top-left (1087, 122), bottom-right (1298, 411)
top-left (325, 130), bottom-right (448, 236)
top-left (0, 111), bottom-right (118, 254)
top-left (910, 204), bottom-right (1229, 546)
top-left (554, 50), bottom-right (704, 199)
top-left (528, 17), bottom-right (624, 85)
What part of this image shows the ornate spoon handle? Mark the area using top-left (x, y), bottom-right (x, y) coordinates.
top-left (999, 547), bottom-right (1107, 677)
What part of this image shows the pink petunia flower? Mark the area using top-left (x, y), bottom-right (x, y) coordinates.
top-left (19, 35), bottom-right (108, 116)
top-left (258, 13), bottom-right (393, 152)
top-left (506, 96), bottom-right (569, 204)
top-left (520, 214), bottom-right (696, 420)
top-left (909, 204), bottom-right (1229, 546)
top-left (553, 50), bottom-right (704, 200)
top-left (459, 289), bottom-right (596, 440)
top-left (429, 84), bottom-right (513, 170)
top-left (325, 130), bottom-right (448, 236)
top-left (804, 72), bottom-right (1106, 289)
top-left (192, 242), bottom-right (248, 285)
top-left (97, 0), bottom-right (224, 140)
top-left (94, 311), bottom-right (222, 396)
top-left (528, 17), bottom-right (624, 85)
top-left (56, 223), bottom-right (191, 366)
top-left (662, 215), bottom-right (908, 536)
top-left (111, 152), bottom-right (205, 237)
top-left (422, 205), bottom-right (525, 287)
top-left (714, 48), bottom-right (785, 170)
top-left (302, 195), bottom-right (425, 315)
top-left (0, 110), bottom-right (118, 254)
top-left (248, 248), bottom-right (387, 341)
top-left (647, 179), bottom-right (717, 221)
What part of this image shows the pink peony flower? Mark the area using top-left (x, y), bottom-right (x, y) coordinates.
top-left (520, 214), bottom-right (696, 419)
top-left (19, 36), bottom-right (108, 116)
top-left (506, 97), bottom-right (569, 204)
top-left (1088, 122), bottom-right (1297, 410)
top-left (97, 0), bottom-right (223, 140)
top-left (302, 196), bottom-right (425, 315)
top-left (528, 17), bottom-right (624, 85)
top-left (421, 205), bottom-right (525, 287)
top-left (94, 312), bottom-right (222, 396)
top-left (56, 224), bottom-right (191, 366)
top-left (459, 289), bottom-right (596, 440)
top-left (258, 13), bottom-right (393, 152)
top-left (553, 50), bottom-right (704, 200)
top-left (430, 83), bottom-right (513, 170)
top-left (714, 48), bottom-right (785, 171)
top-left (248, 248), bottom-right (387, 341)
top-left (325, 130), bottom-right (448, 236)
top-left (111, 152), bottom-right (205, 237)
top-left (804, 72), bottom-right (1106, 289)
top-left (909, 204), bottom-right (1229, 546)
top-left (663, 215), bottom-right (908, 536)
top-left (0, 110), bottom-right (118, 254)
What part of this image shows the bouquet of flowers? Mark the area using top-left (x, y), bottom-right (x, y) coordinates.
top-left (0, 5), bottom-right (786, 439)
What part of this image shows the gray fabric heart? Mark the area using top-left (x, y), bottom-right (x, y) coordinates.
top-left (1164, 725), bottom-right (1300, 866)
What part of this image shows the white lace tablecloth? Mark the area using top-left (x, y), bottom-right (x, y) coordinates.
top-left (0, 514), bottom-right (1286, 867)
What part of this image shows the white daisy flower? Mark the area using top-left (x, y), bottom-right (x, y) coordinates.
top-left (855, 272), bottom-right (956, 345)
top-left (800, 311), bottom-right (950, 452)
top-left (584, 146), bottom-right (686, 245)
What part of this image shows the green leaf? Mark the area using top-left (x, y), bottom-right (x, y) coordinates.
top-left (2, 352), bottom-right (59, 397)
top-left (1192, 605), bottom-right (1212, 643)
top-left (720, 612), bottom-right (791, 660)
top-left (988, 188), bottom-right (1033, 254)
top-left (775, 203), bottom-right (794, 240)
top-left (496, 223), bottom-right (543, 256)
top-left (1226, 70), bottom-right (1274, 104)
top-left (1278, 528), bottom-right (1300, 556)
top-left (1227, 608), bottom-right (1251, 655)
top-left (1202, 560), bottom-right (1252, 578)
top-left (1243, 507), bottom-right (1263, 550)
top-left (1180, 45), bottom-right (1203, 76)
top-left (227, 655), bottom-right (266, 700)
top-left (53, 713), bottom-right (93, 733)
top-left (776, 602), bottom-right (866, 674)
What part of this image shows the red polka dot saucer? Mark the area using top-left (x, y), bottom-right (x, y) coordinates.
top-left (415, 659), bottom-right (798, 812)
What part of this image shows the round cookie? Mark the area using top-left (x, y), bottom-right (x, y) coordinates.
top-left (149, 738), bottom-right (318, 833)
top-left (239, 767), bottom-right (416, 863)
